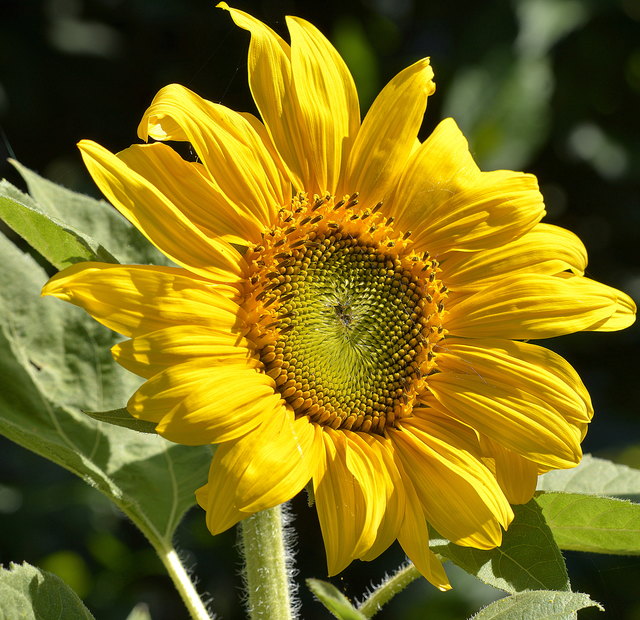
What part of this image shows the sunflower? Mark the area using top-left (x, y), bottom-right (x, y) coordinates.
top-left (42, 4), bottom-right (635, 590)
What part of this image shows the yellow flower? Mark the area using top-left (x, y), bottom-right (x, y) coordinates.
top-left (42, 4), bottom-right (635, 590)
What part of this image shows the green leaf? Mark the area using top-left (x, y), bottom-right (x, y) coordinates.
top-left (10, 160), bottom-right (171, 266)
top-left (537, 454), bottom-right (640, 499)
top-left (0, 562), bottom-right (95, 620)
top-left (307, 579), bottom-right (366, 620)
top-left (431, 501), bottom-right (569, 594)
top-left (471, 590), bottom-right (602, 620)
top-left (535, 492), bottom-right (640, 555)
top-left (0, 180), bottom-right (117, 269)
top-left (0, 232), bottom-right (210, 546)
top-left (83, 407), bottom-right (158, 434)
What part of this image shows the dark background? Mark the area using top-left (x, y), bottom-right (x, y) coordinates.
top-left (1, 0), bottom-right (639, 618)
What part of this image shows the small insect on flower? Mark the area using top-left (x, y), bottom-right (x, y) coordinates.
top-left (42, 2), bottom-right (636, 590)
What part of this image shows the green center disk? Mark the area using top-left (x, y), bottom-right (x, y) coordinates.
top-left (271, 235), bottom-right (425, 422)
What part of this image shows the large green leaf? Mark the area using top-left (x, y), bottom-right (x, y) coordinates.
top-left (431, 501), bottom-right (569, 594)
top-left (0, 232), bottom-right (210, 546)
top-left (537, 454), bottom-right (640, 499)
top-left (0, 562), bottom-right (95, 620)
top-left (0, 180), bottom-right (116, 269)
top-left (535, 492), bottom-right (640, 555)
top-left (10, 160), bottom-right (170, 266)
top-left (471, 590), bottom-right (602, 620)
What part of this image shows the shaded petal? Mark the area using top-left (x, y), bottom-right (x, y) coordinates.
top-left (386, 119), bottom-right (544, 254)
top-left (78, 140), bottom-right (242, 281)
top-left (357, 435), bottom-right (406, 563)
top-left (343, 432), bottom-right (389, 560)
top-left (479, 435), bottom-right (539, 505)
top-left (128, 362), bottom-right (277, 445)
top-left (341, 58), bottom-right (435, 203)
top-left (138, 84), bottom-right (288, 226)
top-left (211, 412), bottom-right (321, 513)
top-left (196, 459), bottom-right (252, 535)
top-left (41, 262), bottom-right (242, 338)
top-left (285, 16), bottom-right (360, 194)
top-left (112, 324), bottom-right (256, 379)
top-left (440, 223), bottom-right (588, 295)
top-left (313, 429), bottom-right (377, 575)
top-left (391, 413), bottom-right (513, 548)
top-left (117, 142), bottom-right (262, 246)
top-left (395, 459), bottom-right (451, 590)
top-left (435, 337), bottom-right (593, 426)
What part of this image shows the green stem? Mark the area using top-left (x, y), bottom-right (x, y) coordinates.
top-left (157, 544), bottom-right (212, 620)
top-left (239, 504), bottom-right (296, 620)
top-left (358, 562), bottom-right (421, 618)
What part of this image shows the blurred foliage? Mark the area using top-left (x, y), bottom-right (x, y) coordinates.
top-left (1, 0), bottom-right (639, 618)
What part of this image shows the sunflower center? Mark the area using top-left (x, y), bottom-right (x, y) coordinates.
top-left (246, 193), bottom-right (446, 435)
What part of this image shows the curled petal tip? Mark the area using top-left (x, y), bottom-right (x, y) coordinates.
top-left (41, 279), bottom-right (68, 301)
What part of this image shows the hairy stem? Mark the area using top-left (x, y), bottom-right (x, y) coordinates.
top-left (239, 504), bottom-right (297, 620)
top-left (358, 562), bottom-right (421, 618)
top-left (158, 545), bottom-right (212, 620)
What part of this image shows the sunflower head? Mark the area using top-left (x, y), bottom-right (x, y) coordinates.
top-left (42, 3), bottom-right (636, 591)
top-left (245, 191), bottom-right (446, 434)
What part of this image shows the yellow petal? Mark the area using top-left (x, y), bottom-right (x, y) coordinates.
top-left (446, 273), bottom-right (625, 339)
top-left (388, 117), bottom-right (480, 216)
top-left (196, 458), bottom-right (252, 535)
top-left (117, 142), bottom-right (262, 246)
top-left (128, 362), bottom-right (277, 444)
top-left (436, 337), bottom-right (593, 426)
top-left (78, 140), bottom-right (242, 281)
top-left (341, 58), bottom-right (435, 203)
top-left (391, 414), bottom-right (513, 549)
top-left (219, 3), bottom-right (304, 191)
top-left (112, 324), bottom-right (256, 379)
top-left (220, 5), bottom-right (360, 195)
top-left (285, 16), bottom-right (361, 195)
top-left (386, 118), bottom-right (544, 254)
top-left (592, 284), bottom-right (637, 331)
top-left (440, 223), bottom-right (588, 294)
top-left (137, 83), bottom-right (288, 226)
top-left (357, 435), bottom-right (406, 563)
top-left (425, 363), bottom-right (584, 470)
top-left (41, 262), bottom-right (242, 338)
top-left (479, 435), bottom-right (539, 505)
top-left (211, 412), bottom-right (321, 513)
top-left (313, 429), bottom-right (375, 575)
top-left (342, 431), bottom-right (389, 560)
top-left (395, 459), bottom-right (451, 590)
